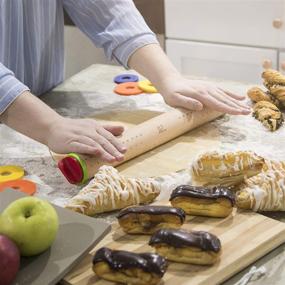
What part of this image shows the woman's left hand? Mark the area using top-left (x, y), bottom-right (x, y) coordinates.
top-left (158, 75), bottom-right (251, 115)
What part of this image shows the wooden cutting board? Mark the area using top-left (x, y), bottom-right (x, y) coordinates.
top-left (62, 202), bottom-right (285, 285)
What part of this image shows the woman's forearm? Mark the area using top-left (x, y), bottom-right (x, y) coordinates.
top-left (0, 91), bottom-right (61, 145)
top-left (128, 43), bottom-right (250, 115)
top-left (128, 44), bottom-right (179, 89)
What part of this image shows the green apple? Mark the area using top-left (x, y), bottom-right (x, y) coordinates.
top-left (0, 197), bottom-right (59, 256)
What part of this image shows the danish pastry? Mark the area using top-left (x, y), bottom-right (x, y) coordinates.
top-left (247, 87), bottom-right (272, 103)
top-left (170, 185), bottom-right (235, 218)
top-left (262, 69), bottom-right (285, 86)
top-left (93, 247), bottom-right (167, 285)
top-left (253, 101), bottom-right (283, 131)
top-left (117, 205), bottom-right (185, 234)
top-left (191, 151), bottom-right (265, 187)
top-left (149, 229), bottom-right (221, 265)
top-left (236, 160), bottom-right (285, 211)
top-left (65, 166), bottom-right (160, 216)
top-left (268, 85), bottom-right (285, 108)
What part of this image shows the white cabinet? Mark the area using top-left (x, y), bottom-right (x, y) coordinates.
top-left (166, 40), bottom-right (278, 83)
top-left (165, 0), bottom-right (285, 83)
top-left (279, 52), bottom-right (285, 74)
top-left (165, 0), bottom-right (285, 48)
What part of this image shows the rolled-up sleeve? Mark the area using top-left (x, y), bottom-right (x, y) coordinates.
top-left (62, 0), bottom-right (159, 67)
top-left (0, 63), bottom-right (29, 115)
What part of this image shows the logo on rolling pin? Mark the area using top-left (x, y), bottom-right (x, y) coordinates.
top-left (157, 124), bottom-right (167, 134)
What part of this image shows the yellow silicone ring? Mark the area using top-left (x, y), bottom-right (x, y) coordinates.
top-left (0, 165), bottom-right (25, 183)
top-left (138, 80), bottom-right (158, 93)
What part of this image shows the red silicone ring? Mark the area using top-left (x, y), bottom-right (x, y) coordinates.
top-left (58, 156), bottom-right (83, 184)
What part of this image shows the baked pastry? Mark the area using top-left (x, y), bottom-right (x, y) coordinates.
top-left (117, 205), bottom-right (185, 234)
top-left (149, 229), bottom-right (221, 265)
top-left (236, 160), bottom-right (285, 211)
top-left (191, 151), bottom-right (265, 187)
top-left (253, 101), bottom-right (283, 131)
top-left (65, 166), bottom-right (160, 216)
top-left (169, 185), bottom-right (235, 218)
top-left (247, 86), bottom-right (281, 107)
top-left (247, 87), bottom-right (272, 103)
top-left (268, 85), bottom-right (285, 108)
top-left (262, 69), bottom-right (285, 86)
top-left (93, 247), bottom-right (167, 285)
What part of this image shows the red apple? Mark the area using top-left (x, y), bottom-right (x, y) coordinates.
top-left (0, 235), bottom-right (20, 285)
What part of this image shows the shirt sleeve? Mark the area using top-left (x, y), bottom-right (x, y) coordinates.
top-left (62, 0), bottom-right (159, 67)
top-left (0, 63), bottom-right (30, 115)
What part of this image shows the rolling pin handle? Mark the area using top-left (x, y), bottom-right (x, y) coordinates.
top-left (58, 153), bottom-right (88, 185)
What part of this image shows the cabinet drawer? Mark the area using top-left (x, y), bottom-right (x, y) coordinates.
top-left (166, 39), bottom-right (278, 83)
top-left (165, 0), bottom-right (285, 48)
top-left (279, 52), bottom-right (285, 74)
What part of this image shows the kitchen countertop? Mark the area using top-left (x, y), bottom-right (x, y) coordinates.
top-left (1, 64), bottom-right (285, 285)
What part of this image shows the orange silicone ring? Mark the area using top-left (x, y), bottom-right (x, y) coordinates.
top-left (114, 82), bottom-right (143, 96)
top-left (0, 179), bottom-right (36, 196)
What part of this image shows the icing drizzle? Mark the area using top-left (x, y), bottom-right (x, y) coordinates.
top-left (66, 166), bottom-right (160, 214)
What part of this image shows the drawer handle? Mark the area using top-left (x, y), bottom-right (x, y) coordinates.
top-left (273, 18), bottom-right (283, 29)
top-left (281, 61), bottom-right (285, 71)
top-left (262, 59), bottom-right (272, 69)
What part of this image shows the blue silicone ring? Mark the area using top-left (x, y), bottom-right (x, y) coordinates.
top-left (114, 74), bottom-right (139, 84)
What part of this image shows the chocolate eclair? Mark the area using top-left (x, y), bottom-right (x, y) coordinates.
top-left (149, 229), bottom-right (221, 265)
top-left (170, 185), bottom-right (235, 218)
top-left (117, 205), bottom-right (186, 234)
top-left (93, 247), bottom-right (168, 285)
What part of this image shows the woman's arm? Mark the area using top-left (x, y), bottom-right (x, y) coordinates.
top-left (0, 91), bottom-right (126, 162)
top-left (128, 44), bottom-right (251, 115)
top-left (63, 0), bottom-right (250, 115)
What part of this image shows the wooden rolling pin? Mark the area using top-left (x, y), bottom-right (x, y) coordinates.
top-left (53, 108), bottom-right (222, 184)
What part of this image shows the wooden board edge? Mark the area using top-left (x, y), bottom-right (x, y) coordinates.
top-left (211, 226), bottom-right (285, 285)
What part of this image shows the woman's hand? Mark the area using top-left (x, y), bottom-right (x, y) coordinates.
top-left (159, 75), bottom-right (251, 115)
top-left (47, 117), bottom-right (127, 162)
top-left (129, 44), bottom-right (251, 115)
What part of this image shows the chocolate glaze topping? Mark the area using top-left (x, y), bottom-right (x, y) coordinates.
top-left (149, 229), bottom-right (221, 253)
top-left (93, 247), bottom-right (167, 277)
top-left (170, 185), bottom-right (235, 206)
top-left (117, 205), bottom-right (186, 223)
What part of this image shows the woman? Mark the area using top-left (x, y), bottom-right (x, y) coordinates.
top-left (0, 0), bottom-right (250, 162)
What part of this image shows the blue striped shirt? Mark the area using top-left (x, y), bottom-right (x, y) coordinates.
top-left (0, 0), bottom-right (158, 114)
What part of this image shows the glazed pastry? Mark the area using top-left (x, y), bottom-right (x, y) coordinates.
top-left (65, 166), bottom-right (160, 216)
top-left (149, 229), bottom-right (221, 265)
top-left (191, 151), bottom-right (265, 187)
top-left (169, 185), bottom-right (235, 218)
top-left (247, 87), bottom-right (272, 103)
top-left (93, 247), bottom-right (167, 285)
top-left (253, 101), bottom-right (283, 131)
top-left (262, 69), bottom-right (285, 86)
top-left (236, 160), bottom-right (285, 211)
top-left (117, 205), bottom-right (185, 234)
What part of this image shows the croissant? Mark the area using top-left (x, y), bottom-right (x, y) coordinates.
top-left (191, 151), bottom-right (265, 187)
top-left (65, 166), bottom-right (161, 216)
top-left (262, 69), bottom-right (285, 86)
top-left (236, 160), bottom-right (285, 211)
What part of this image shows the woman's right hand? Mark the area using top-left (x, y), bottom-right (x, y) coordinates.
top-left (47, 117), bottom-right (127, 163)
